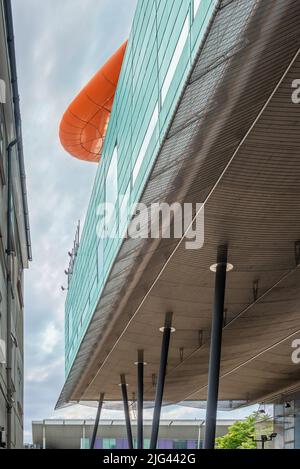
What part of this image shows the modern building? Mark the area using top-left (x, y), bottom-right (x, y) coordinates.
top-left (0, 0), bottom-right (31, 449)
top-left (57, 0), bottom-right (300, 450)
top-left (32, 419), bottom-right (238, 450)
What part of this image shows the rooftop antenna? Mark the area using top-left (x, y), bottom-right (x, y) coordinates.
top-left (62, 221), bottom-right (81, 291)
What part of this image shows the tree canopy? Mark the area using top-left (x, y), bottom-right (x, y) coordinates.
top-left (216, 412), bottom-right (273, 449)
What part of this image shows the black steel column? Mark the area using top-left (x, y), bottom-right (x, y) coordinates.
top-left (137, 350), bottom-right (144, 449)
top-left (90, 392), bottom-right (104, 449)
top-left (120, 374), bottom-right (134, 449)
top-left (150, 312), bottom-right (173, 449)
top-left (204, 245), bottom-right (228, 449)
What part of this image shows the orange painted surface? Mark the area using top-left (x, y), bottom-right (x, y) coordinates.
top-left (59, 42), bottom-right (127, 162)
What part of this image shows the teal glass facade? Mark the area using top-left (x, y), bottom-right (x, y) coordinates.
top-left (65, 0), bottom-right (217, 375)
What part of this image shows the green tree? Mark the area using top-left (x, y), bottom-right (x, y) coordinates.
top-left (216, 414), bottom-right (258, 449)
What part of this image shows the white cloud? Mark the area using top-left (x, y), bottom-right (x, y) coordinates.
top-left (26, 357), bottom-right (64, 384)
top-left (26, 367), bottom-right (50, 384)
top-left (40, 323), bottom-right (61, 355)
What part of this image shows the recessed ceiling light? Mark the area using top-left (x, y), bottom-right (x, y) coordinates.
top-left (159, 326), bottom-right (176, 333)
top-left (210, 263), bottom-right (234, 273)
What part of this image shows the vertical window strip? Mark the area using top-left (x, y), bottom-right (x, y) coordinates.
top-left (161, 14), bottom-right (190, 105)
top-left (132, 102), bottom-right (159, 184)
top-left (193, 0), bottom-right (202, 18)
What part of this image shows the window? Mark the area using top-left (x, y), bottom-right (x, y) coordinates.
top-left (283, 400), bottom-right (295, 448)
top-left (97, 239), bottom-right (104, 280)
top-left (132, 103), bottom-right (159, 184)
top-left (80, 438), bottom-right (90, 449)
top-left (119, 183), bottom-right (130, 238)
top-left (90, 273), bottom-right (97, 301)
top-left (274, 401), bottom-right (295, 449)
top-left (106, 146), bottom-right (118, 206)
top-left (82, 300), bottom-right (89, 323)
top-left (161, 15), bottom-right (190, 105)
top-left (105, 146), bottom-right (118, 234)
top-left (65, 318), bottom-right (69, 349)
top-left (193, 0), bottom-right (202, 18)
top-left (68, 309), bottom-right (73, 343)
top-left (103, 438), bottom-right (117, 449)
top-left (173, 440), bottom-right (187, 449)
top-left (144, 439), bottom-right (150, 449)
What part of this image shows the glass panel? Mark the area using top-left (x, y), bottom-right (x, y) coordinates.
top-left (90, 274), bottom-right (97, 300)
top-left (144, 438), bottom-right (150, 449)
top-left (97, 239), bottom-right (104, 279)
top-left (105, 146), bottom-right (118, 232)
top-left (119, 183), bottom-right (131, 238)
top-left (103, 438), bottom-right (117, 449)
top-left (173, 440), bottom-right (187, 449)
top-left (284, 442), bottom-right (294, 449)
top-left (68, 309), bottom-right (73, 342)
top-left (132, 103), bottom-right (159, 184)
top-left (284, 416), bottom-right (295, 429)
top-left (80, 437), bottom-right (90, 449)
top-left (193, 0), bottom-right (202, 18)
top-left (284, 427), bottom-right (295, 443)
top-left (82, 300), bottom-right (89, 323)
top-left (106, 146), bottom-right (118, 205)
top-left (161, 14), bottom-right (189, 104)
top-left (284, 400), bottom-right (295, 447)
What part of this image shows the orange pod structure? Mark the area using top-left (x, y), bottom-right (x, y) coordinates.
top-left (59, 42), bottom-right (127, 163)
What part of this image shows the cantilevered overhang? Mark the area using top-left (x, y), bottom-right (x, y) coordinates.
top-left (56, 0), bottom-right (300, 409)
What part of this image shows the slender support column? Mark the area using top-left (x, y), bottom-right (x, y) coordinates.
top-left (82, 421), bottom-right (86, 449)
top-left (90, 392), bottom-right (105, 449)
top-left (120, 374), bottom-right (133, 449)
top-left (150, 312), bottom-right (173, 449)
top-left (136, 350), bottom-right (144, 449)
top-left (204, 245), bottom-right (229, 449)
top-left (42, 422), bottom-right (46, 450)
top-left (197, 420), bottom-right (204, 449)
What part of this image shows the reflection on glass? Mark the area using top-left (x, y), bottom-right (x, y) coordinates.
top-left (132, 103), bottom-right (159, 184)
top-left (193, 0), bottom-right (202, 18)
top-left (105, 146), bottom-right (118, 233)
top-left (161, 15), bottom-right (189, 105)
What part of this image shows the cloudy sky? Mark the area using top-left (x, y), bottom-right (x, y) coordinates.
top-left (12, 0), bottom-right (256, 444)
